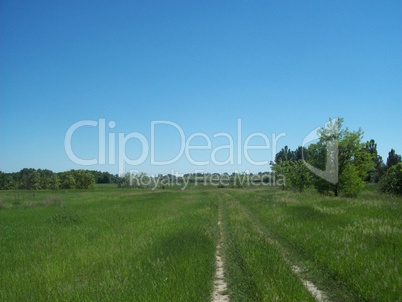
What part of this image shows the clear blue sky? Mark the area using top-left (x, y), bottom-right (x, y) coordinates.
top-left (1, 0), bottom-right (401, 175)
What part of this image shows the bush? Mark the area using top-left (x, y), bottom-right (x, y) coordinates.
top-left (379, 162), bottom-right (402, 195)
top-left (60, 173), bottom-right (76, 189)
top-left (73, 170), bottom-right (95, 189)
top-left (339, 164), bottom-right (365, 197)
top-left (117, 173), bottom-right (132, 188)
top-left (288, 160), bottom-right (313, 192)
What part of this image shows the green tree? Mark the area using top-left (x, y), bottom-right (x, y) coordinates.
top-left (60, 172), bottom-right (76, 189)
top-left (99, 172), bottom-right (112, 183)
top-left (272, 159), bottom-right (312, 192)
top-left (272, 160), bottom-right (290, 190)
top-left (275, 146), bottom-right (295, 163)
top-left (18, 168), bottom-right (41, 190)
top-left (49, 175), bottom-right (60, 190)
top-left (0, 172), bottom-right (17, 190)
top-left (287, 160), bottom-right (313, 192)
top-left (28, 171), bottom-right (41, 190)
top-left (386, 149), bottom-right (401, 169)
top-left (72, 170), bottom-right (95, 189)
top-left (19, 168), bottom-right (35, 189)
top-left (339, 164), bottom-right (365, 197)
top-left (308, 118), bottom-right (373, 197)
top-left (364, 139), bottom-right (384, 182)
top-left (379, 162), bottom-right (402, 195)
top-left (117, 173), bottom-right (131, 188)
top-left (38, 169), bottom-right (54, 189)
top-left (58, 170), bottom-right (95, 189)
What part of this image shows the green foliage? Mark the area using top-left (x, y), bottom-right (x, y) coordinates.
top-left (87, 170), bottom-right (117, 183)
top-left (58, 170), bottom-right (95, 189)
top-left (117, 172), bottom-right (131, 188)
top-left (117, 172), bottom-right (156, 189)
top-left (49, 175), bottom-right (60, 189)
top-left (290, 160), bottom-right (313, 192)
top-left (28, 171), bottom-right (41, 190)
top-left (386, 149), bottom-right (401, 169)
top-left (379, 162), bottom-right (402, 195)
top-left (273, 118), bottom-right (375, 197)
top-left (0, 169), bottom-right (115, 190)
top-left (19, 168), bottom-right (38, 189)
top-left (364, 139), bottom-right (384, 182)
top-left (339, 163), bottom-right (365, 197)
top-left (0, 172), bottom-right (17, 190)
top-left (312, 176), bottom-right (332, 195)
top-left (72, 170), bottom-right (95, 189)
top-left (310, 118), bottom-right (373, 197)
top-left (59, 172), bottom-right (76, 189)
top-left (275, 146), bottom-right (307, 163)
top-left (273, 160), bottom-right (312, 192)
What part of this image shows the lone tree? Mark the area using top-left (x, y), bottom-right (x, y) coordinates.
top-left (309, 118), bottom-right (373, 197)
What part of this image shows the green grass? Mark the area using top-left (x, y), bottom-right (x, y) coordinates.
top-left (215, 191), bottom-right (316, 301)
top-left (0, 189), bottom-right (217, 301)
top-left (1, 186), bottom-right (401, 301)
top-left (226, 187), bottom-right (402, 301)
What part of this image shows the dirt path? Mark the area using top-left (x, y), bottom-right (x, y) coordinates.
top-left (211, 205), bottom-right (230, 302)
top-left (224, 193), bottom-right (329, 302)
top-left (292, 265), bottom-right (327, 302)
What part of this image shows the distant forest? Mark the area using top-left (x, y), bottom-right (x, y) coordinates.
top-left (0, 169), bottom-right (117, 190)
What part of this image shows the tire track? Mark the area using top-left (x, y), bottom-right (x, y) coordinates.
top-left (223, 192), bottom-right (329, 302)
top-left (211, 199), bottom-right (230, 302)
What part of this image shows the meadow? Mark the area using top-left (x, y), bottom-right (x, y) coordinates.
top-left (0, 185), bottom-right (401, 301)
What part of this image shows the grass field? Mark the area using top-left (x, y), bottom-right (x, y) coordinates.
top-left (1, 186), bottom-right (401, 301)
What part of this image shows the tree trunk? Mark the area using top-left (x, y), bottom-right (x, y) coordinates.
top-left (334, 183), bottom-right (339, 197)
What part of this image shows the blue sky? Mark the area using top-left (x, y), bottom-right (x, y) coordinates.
top-left (1, 0), bottom-right (401, 175)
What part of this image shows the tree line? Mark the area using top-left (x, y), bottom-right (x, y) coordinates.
top-left (0, 169), bottom-right (118, 190)
top-left (1, 118), bottom-right (400, 195)
top-left (271, 118), bottom-right (402, 196)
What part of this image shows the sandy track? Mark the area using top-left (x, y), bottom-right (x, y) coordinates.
top-left (225, 193), bottom-right (329, 302)
top-left (211, 215), bottom-right (230, 301)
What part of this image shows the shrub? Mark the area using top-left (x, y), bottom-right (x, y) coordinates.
top-left (379, 162), bottom-right (402, 195)
top-left (339, 164), bottom-right (365, 197)
top-left (60, 172), bottom-right (76, 189)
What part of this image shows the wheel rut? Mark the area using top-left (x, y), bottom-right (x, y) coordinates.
top-left (223, 192), bottom-right (329, 302)
top-left (211, 200), bottom-right (230, 302)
